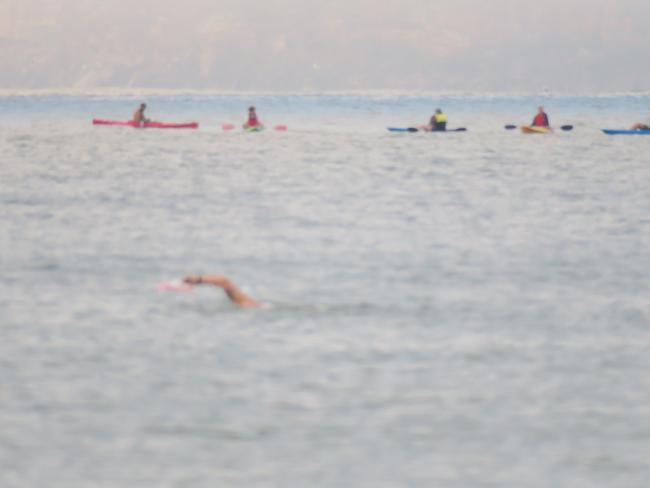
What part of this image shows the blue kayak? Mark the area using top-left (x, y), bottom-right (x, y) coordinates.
top-left (388, 127), bottom-right (467, 133)
top-left (602, 129), bottom-right (650, 135)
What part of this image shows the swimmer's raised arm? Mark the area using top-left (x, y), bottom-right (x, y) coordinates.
top-left (184, 275), bottom-right (261, 308)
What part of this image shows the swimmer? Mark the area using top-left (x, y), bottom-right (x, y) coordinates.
top-left (183, 275), bottom-right (262, 308)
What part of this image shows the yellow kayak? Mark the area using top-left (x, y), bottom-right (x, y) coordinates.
top-left (521, 125), bottom-right (553, 134)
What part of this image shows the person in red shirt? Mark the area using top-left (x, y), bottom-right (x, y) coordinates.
top-left (532, 106), bottom-right (550, 127)
top-left (243, 106), bottom-right (264, 129)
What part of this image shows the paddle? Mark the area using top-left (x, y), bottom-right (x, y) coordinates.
top-left (388, 127), bottom-right (466, 133)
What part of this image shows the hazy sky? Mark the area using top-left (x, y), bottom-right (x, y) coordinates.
top-left (1, 0), bottom-right (650, 92)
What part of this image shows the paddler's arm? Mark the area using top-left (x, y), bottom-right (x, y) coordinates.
top-left (183, 275), bottom-right (261, 308)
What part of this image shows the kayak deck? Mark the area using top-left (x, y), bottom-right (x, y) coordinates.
top-left (521, 125), bottom-right (553, 134)
top-left (93, 119), bottom-right (198, 129)
top-left (602, 129), bottom-right (650, 135)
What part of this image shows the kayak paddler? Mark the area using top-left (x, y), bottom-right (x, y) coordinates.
top-left (243, 106), bottom-right (264, 129)
top-left (531, 106), bottom-right (550, 127)
top-left (133, 103), bottom-right (150, 126)
top-left (631, 111), bottom-right (650, 130)
top-left (429, 108), bottom-right (448, 131)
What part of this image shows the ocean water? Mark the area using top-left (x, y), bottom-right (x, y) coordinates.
top-left (1, 93), bottom-right (649, 488)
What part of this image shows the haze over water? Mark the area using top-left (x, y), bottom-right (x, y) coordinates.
top-left (3, 1), bottom-right (650, 91)
top-left (1, 93), bottom-right (650, 487)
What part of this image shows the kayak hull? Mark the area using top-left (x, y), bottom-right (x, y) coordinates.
top-left (521, 125), bottom-right (552, 134)
top-left (93, 119), bottom-right (198, 129)
top-left (602, 129), bottom-right (650, 135)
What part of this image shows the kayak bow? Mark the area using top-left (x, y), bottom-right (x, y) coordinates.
top-left (602, 129), bottom-right (650, 135)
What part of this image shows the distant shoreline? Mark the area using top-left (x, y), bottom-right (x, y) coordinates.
top-left (1, 88), bottom-right (650, 99)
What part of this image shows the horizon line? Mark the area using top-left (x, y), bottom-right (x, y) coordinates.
top-left (1, 87), bottom-right (650, 99)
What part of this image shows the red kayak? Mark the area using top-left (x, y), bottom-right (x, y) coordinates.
top-left (92, 119), bottom-right (198, 129)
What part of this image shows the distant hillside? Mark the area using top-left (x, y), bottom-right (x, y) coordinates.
top-left (1, 1), bottom-right (649, 92)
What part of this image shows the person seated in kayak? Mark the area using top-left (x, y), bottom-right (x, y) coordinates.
top-left (429, 108), bottom-right (448, 131)
top-left (531, 106), bottom-right (550, 127)
top-left (243, 106), bottom-right (264, 129)
top-left (133, 103), bottom-right (150, 126)
top-left (183, 275), bottom-right (262, 308)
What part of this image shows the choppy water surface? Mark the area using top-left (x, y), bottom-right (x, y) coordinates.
top-left (1, 94), bottom-right (649, 487)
